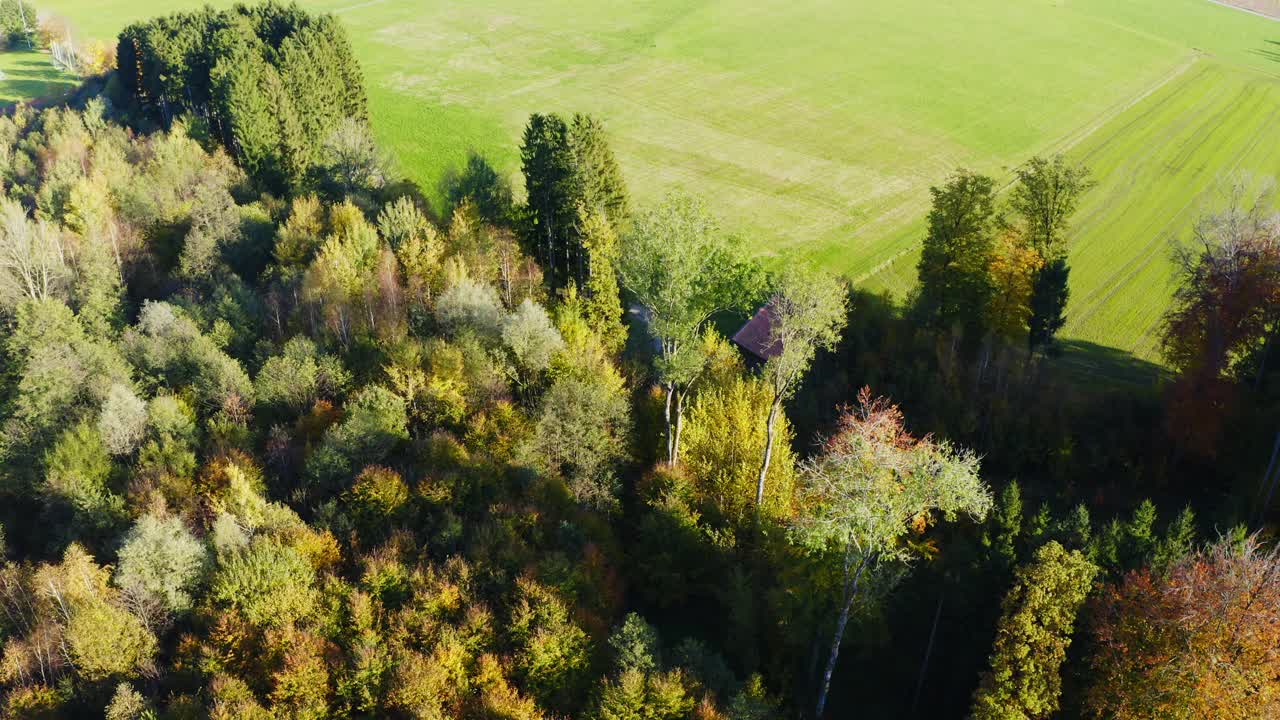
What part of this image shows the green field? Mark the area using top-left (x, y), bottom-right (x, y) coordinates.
top-left (0, 50), bottom-right (76, 105)
top-left (33, 0), bottom-right (1280, 365)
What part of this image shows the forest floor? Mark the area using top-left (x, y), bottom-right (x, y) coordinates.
top-left (31, 0), bottom-right (1280, 377)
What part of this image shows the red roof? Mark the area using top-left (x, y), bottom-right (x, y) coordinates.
top-left (732, 302), bottom-right (780, 360)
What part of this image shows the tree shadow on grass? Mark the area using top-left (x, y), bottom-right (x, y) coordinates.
top-left (1050, 338), bottom-right (1169, 389)
top-left (1252, 39), bottom-right (1280, 64)
top-left (0, 52), bottom-right (77, 105)
top-left (4, 67), bottom-right (74, 82)
top-left (1, 77), bottom-right (75, 100)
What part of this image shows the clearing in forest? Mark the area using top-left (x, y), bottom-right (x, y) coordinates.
top-left (34, 0), bottom-right (1280, 366)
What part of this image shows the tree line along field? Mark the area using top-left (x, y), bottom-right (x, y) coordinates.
top-left (36, 0), bottom-right (1280, 366)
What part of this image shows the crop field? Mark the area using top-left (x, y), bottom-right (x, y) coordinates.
top-left (31, 0), bottom-right (1280, 370)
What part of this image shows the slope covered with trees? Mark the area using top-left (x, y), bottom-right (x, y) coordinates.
top-left (0, 3), bottom-right (1278, 719)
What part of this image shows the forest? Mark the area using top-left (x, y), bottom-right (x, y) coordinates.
top-left (0, 2), bottom-right (1277, 718)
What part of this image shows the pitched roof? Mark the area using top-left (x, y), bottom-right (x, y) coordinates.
top-left (732, 302), bottom-right (780, 361)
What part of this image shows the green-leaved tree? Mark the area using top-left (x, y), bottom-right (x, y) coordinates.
top-left (755, 266), bottom-right (846, 510)
top-left (618, 194), bottom-right (762, 465)
top-left (971, 541), bottom-right (1098, 720)
top-left (792, 389), bottom-right (992, 718)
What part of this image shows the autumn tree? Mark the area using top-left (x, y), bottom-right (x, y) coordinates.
top-left (970, 541), bottom-right (1097, 720)
top-left (618, 194), bottom-right (762, 465)
top-left (985, 229), bottom-right (1045, 342)
top-left (754, 266), bottom-right (846, 509)
top-left (682, 358), bottom-right (800, 526)
top-left (1161, 180), bottom-right (1280, 454)
top-left (507, 578), bottom-right (592, 712)
top-left (1163, 180), bottom-right (1280, 377)
top-left (1085, 534), bottom-right (1280, 720)
top-left (211, 536), bottom-right (317, 627)
top-left (792, 389), bottom-right (991, 718)
top-left (305, 384), bottom-right (408, 494)
top-left (302, 200), bottom-right (393, 346)
top-left (0, 198), bottom-right (70, 314)
top-left (0, 545), bottom-right (157, 687)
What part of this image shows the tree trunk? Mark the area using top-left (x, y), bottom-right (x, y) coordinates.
top-left (816, 550), bottom-right (870, 719)
top-left (1253, 431), bottom-right (1280, 528)
top-left (672, 388), bottom-right (686, 465)
top-left (757, 397), bottom-right (781, 508)
top-left (664, 382), bottom-right (676, 465)
top-left (910, 591), bottom-right (945, 717)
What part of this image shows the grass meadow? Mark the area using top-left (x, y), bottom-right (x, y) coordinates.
top-left (0, 50), bottom-right (76, 105)
top-left (34, 0), bottom-right (1280, 370)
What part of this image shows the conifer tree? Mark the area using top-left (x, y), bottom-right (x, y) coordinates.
top-left (521, 113), bottom-right (580, 289)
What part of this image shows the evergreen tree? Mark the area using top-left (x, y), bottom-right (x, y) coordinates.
top-left (118, 4), bottom-right (367, 193)
top-left (569, 113), bottom-right (629, 224)
top-left (1027, 256), bottom-right (1070, 353)
top-left (576, 206), bottom-right (627, 354)
top-left (520, 113), bottom-right (580, 289)
top-left (447, 152), bottom-right (514, 225)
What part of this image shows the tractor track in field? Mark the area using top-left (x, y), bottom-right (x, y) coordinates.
top-left (854, 53), bottom-right (1204, 287)
top-left (1065, 77), bottom-right (1242, 328)
top-left (1063, 73), bottom-right (1280, 354)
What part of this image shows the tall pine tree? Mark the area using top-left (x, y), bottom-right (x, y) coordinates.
top-left (521, 113), bottom-right (581, 289)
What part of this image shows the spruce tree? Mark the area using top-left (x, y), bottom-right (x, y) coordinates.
top-left (520, 113), bottom-right (580, 289)
top-left (570, 113), bottom-right (629, 224)
top-left (1028, 257), bottom-right (1070, 353)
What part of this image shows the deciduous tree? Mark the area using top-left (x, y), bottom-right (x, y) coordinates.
top-left (916, 170), bottom-right (999, 332)
top-left (115, 512), bottom-right (209, 615)
top-left (755, 266), bottom-right (846, 509)
top-left (970, 541), bottom-right (1097, 720)
top-left (0, 198), bottom-right (69, 314)
top-left (791, 389), bottom-right (991, 718)
top-left (1008, 155), bottom-right (1094, 258)
top-left (1161, 180), bottom-right (1280, 454)
top-left (618, 194), bottom-right (762, 465)
top-left (1086, 534), bottom-right (1280, 720)
top-left (528, 375), bottom-right (630, 511)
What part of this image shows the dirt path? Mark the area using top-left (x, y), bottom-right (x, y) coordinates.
top-left (1208, 0), bottom-right (1280, 21)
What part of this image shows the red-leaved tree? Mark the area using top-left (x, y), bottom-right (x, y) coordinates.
top-left (1085, 534), bottom-right (1280, 720)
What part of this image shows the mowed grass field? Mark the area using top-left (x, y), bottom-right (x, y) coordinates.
top-left (35, 0), bottom-right (1280, 368)
top-left (0, 50), bottom-right (76, 105)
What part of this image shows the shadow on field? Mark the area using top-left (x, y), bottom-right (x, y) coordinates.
top-left (1253, 39), bottom-right (1280, 63)
top-left (1052, 339), bottom-right (1169, 389)
top-left (0, 53), bottom-right (76, 105)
